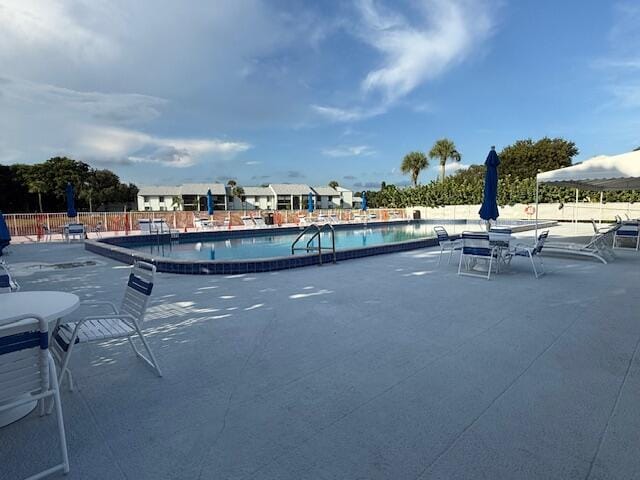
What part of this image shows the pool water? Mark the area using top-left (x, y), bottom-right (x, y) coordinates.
top-left (132, 222), bottom-right (463, 261)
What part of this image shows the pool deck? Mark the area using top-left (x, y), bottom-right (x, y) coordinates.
top-left (1, 223), bottom-right (639, 479)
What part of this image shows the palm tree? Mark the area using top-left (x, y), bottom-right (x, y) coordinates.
top-left (171, 196), bottom-right (183, 211)
top-left (400, 151), bottom-right (429, 186)
top-left (328, 180), bottom-right (339, 189)
top-left (27, 179), bottom-right (48, 213)
top-left (230, 185), bottom-right (245, 209)
top-left (429, 138), bottom-right (461, 182)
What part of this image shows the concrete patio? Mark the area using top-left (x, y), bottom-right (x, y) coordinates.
top-left (1, 224), bottom-right (639, 480)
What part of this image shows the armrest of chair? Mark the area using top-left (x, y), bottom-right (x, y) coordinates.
top-left (81, 300), bottom-right (119, 314)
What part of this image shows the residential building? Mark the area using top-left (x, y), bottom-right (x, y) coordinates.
top-left (228, 186), bottom-right (275, 210)
top-left (269, 184), bottom-right (313, 210)
top-left (311, 186), bottom-right (341, 209)
top-left (137, 182), bottom-right (355, 211)
top-left (137, 184), bottom-right (226, 211)
top-left (335, 186), bottom-right (354, 209)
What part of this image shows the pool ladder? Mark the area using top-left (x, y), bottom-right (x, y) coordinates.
top-left (291, 224), bottom-right (336, 265)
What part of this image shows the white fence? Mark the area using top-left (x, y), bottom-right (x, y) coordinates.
top-left (410, 202), bottom-right (640, 224)
top-left (4, 208), bottom-right (408, 237)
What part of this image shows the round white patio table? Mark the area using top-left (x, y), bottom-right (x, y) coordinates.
top-left (0, 291), bottom-right (80, 427)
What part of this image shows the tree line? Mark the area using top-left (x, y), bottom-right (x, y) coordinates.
top-left (0, 157), bottom-right (138, 213)
top-left (366, 137), bottom-right (640, 208)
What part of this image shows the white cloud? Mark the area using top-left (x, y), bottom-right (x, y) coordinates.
top-left (311, 105), bottom-right (384, 122)
top-left (0, 76), bottom-right (165, 124)
top-left (0, 0), bottom-right (119, 66)
top-left (76, 126), bottom-right (251, 168)
top-left (245, 160), bottom-right (262, 165)
top-left (358, 0), bottom-right (492, 102)
top-left (322, 145), bottom-right (376, 157)
top-left (313, 0), bottom-right (495, 122)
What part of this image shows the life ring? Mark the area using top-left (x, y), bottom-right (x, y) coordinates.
top-left (524, 205), bottom-right (535, 216)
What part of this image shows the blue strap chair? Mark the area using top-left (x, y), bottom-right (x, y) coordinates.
top-left (458, 232), bottom-right (499, 280)
top-left (52, 262), bottom-right (162, 390)
top-left (613, 222), bottom-right (640, 250)
top-left (0, 314), bottom-right (70, 479)
top-left (507, 231), bottom-right (549, 278)
top-left (433, 226), bottom-right (462, 265)
top-left (0, 261), bottom-right (19, 292)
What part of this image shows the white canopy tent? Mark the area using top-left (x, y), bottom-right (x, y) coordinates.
top-left (535, 150), bottom-right (640, 235)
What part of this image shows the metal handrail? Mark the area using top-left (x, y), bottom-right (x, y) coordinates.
top-left (291, 223), bottom-right (336, 265)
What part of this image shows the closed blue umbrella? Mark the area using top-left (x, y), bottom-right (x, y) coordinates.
top-left (308, 191), bottom-right (314, 213)
top-left (361, 191), bottom-right (367, 211)
top-left (479, 146), bottom-right (500, 226)
top-left (66, 182), bottom-right (77, 218)
top-left (0, 211), bottom-right (11, 256)
top-left (207, 189), bottom-right (214, 215)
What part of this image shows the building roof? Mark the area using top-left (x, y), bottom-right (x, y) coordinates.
top-left (138, 185), bottom-right (181, 196)
top-left (312, 186), bottom-right (340, 196)
top-left (242, 186), bottom-right (274, 196)
top-left (180, 183), bottom-right (227, 195)
top-left (269, 183), bottom-right (312, 195)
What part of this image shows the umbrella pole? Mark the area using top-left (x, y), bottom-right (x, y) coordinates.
top-left (599, 191), bottom-right (603, 225)
top-left (535, 177), bottom-right (539, 239)
top-left (574, 188), bottom-right (579, 233)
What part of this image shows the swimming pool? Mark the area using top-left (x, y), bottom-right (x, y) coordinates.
top-left (131, 222), bottom-right (448, 261)
top-left (85, 219), bottom-right (555, 274)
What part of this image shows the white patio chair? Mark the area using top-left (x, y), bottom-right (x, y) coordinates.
top-left (0, 314), bottom-right (70, 479)
top-left (65, 223), bottom-right (85, 243)
top-left (138, 218), bottom-right (151, 234)
top-left (252, 216), bottom-right (267, 228)
top-left (506, 230), bottom-right (549, 278)
top-left (52, 261), bottom-right (162, 391)
top-left (457, 232), bottom-right (499, 280)
top-left (241, 216), bottom-right (255, 227)
top-left (0, 261), bottom-right (20, 292)
top-left (613, 222), bottom-right (640, 250)
top-left (433, 226), bottom-right (462, 265)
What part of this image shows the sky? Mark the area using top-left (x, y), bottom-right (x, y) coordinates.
top-left (1, 0), bottom-right (639, 190)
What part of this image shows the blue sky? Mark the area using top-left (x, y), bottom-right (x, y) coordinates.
top-left (1, 0), bottom-right (639, 189)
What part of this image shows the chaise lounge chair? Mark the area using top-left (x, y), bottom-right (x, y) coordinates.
top-left (542, 229), bottom-right (616, 264)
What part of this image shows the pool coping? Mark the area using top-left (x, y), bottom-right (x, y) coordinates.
top-left (84, 220), bottom-right (557, 275)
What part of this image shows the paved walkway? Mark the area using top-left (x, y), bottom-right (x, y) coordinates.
top-left (1, 230), bottom-right (639, 479)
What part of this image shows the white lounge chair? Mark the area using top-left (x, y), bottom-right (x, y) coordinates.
top-left (458, 232), bottom-right (500, 280)
top-left (241, 216), bottom-right (255, 228)
top-left (52, 261), bottom-right (162, 390)
top-left (506, 230), bottom-right (549, 278)
top-left (434, 226), bottom-right (462, 265)
top-left (0, 314), bottom-right (70, 479)
top-left (0, 261), bottom-right (19, 292)
top-left (543, 231), bottom-right (615, 264)
top-left (252, 216), bottom-right (267, 228)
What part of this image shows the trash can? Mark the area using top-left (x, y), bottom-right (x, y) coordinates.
top-left (413, 210), bottom-right (421, 220)
top-left (265, 212), bottom-right (274, 225)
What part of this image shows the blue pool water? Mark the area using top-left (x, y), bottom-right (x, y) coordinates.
top-left (132, 222), bottom-right (456, 261)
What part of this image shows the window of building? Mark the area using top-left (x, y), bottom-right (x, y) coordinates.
top-left (143, 196), bottom-right (149, 203)
top-left (159, 196), bottom-right (165, 203)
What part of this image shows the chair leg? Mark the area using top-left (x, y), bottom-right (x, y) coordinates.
top-left (458, 252), bottom-right (464, 275)
top-left (486, 256), bottom-right (493, 280)
top-left (438, 246), bottom-right (444, 266)
top-left (50, 356), bottom-right (70, 474)
top-left (129, 328), bottom-right (163, 377)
